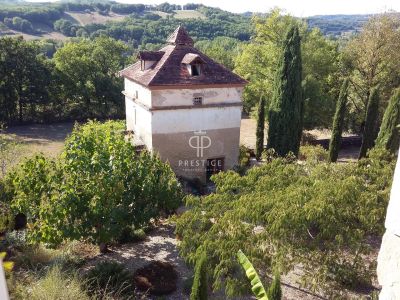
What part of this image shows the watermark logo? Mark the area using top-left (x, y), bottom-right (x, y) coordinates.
top-left (188, 130), bottom-right (211, 158)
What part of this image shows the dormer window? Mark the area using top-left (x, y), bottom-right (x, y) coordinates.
top-left (137, 51), bottom-right (164, 71)
top-left (191, 64), bottom-right (201, 76)
top-left (182, 53), bottom-right (205, 77)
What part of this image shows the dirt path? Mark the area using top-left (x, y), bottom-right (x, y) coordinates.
top-left (85, 223), bottom-right (193, 300)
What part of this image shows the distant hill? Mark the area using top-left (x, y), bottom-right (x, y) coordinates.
top-left (0, 1), bottom-right (388, 42)
top-left (306, 14), bottom-right (372, 37)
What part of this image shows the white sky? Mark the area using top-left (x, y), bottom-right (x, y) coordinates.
top-left (115, 0), bottom-right (400, 16)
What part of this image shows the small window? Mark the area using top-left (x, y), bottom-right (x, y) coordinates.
top-left (193, 96), bottom-right (203, 105)
top-left (191, 64), bottom-right (201, 76)
top-left (135, 90), bottom-right (138, 99)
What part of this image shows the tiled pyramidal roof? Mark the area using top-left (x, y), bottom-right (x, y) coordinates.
top-left (119, 25), bottom-right (247, 87)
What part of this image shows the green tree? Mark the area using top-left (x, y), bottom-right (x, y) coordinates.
top-left (190, 251), bottom-right (208, 300)
top-left (267, 25), bottom-right (303, 157)
top-left (342, 14), bottom-right (400, 132)
top-left (359, 86), bottom-right (380, 158)
top-left (328, 79), bottom-right (349, 162)
top-left (234, 9), bottom-right (339, 127)
top-left (6, 121), bottom-right (182, 251)
top-left (256, 96), bottom-right (266, 160)
top-left (375, 88), bottom-right (400, 153)
top-left (0, 37), bottom-right (52, 124)
top-left (54, 37), bottom-right (128, 119)
top-left (195, 37), bottom-right (241, 70)
top-left (267, 273), bottom-right (282, 300)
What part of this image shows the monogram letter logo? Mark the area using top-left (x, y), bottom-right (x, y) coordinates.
top-left (189, 130), bottom-right (211, 157)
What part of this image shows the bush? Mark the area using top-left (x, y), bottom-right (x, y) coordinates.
top-left (6, 121), bottom-right (183, 250)
top-left (299, 145), bottom-right (328, 162)
top-left (176, 149), bottom-right (395, 297)
top-left (14, 245), bottom-right (60, 270)
top-left (86, 261), bottom-right (133, 297)
top-left (4, 17), bottom-right (33, 33)
top-left (30, 266), bottom-right (90, 300)
top-left (117, 227), bottom-right (147, 244)
top-left (0, 201), bottom-right (13, 235)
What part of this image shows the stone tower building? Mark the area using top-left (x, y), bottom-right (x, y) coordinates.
top-left (119, 26), bottom-right (247, 181)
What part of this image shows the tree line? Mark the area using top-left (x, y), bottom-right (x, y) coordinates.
top-left (0, 36), bottom-right (129, 125)
top-left (250, 12), bottom-right (399, 160)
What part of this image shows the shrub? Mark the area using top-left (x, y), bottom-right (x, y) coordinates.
top-left (86, 261), bottom-right (133, 297)
top-left (13, 244), bottom-right (62, 270)
top-left (117, 227), bottom-right (147, 244)
top-left (299, 145), bottom-right (328, 162)
top-left (6, 121), bottom-right (183, 250)
top-left (30, 266), bottom-right (90, 300)
top-left (0, 201), bottom-right (13, 236)
top-left (176, 149), bottom-right (395, 297)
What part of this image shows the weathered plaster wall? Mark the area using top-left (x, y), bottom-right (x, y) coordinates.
top-left (125, 97), bottom-right (153, 148)
top-left (151, 106), bottom-right (242, 134)
top-left (152, 127), bottom-right (240, 181)
top-left (124, 78), bottom-right (152, 107)
top-left (152, 87), bottom-right (244, 107)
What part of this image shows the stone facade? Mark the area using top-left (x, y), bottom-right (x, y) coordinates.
top-left (123, 82), bottom-right (243, 181)
top-left (120, 26), bottom-right (246, 182)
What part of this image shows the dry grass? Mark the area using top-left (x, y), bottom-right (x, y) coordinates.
top-left (153, 10), bottom-right (206, 19)
top-left (29, 266), bottom-right (90, 300)
top-left (173, 10), bottom-right (206, 19)
top-left (65, 11), bottom-right (127, 26)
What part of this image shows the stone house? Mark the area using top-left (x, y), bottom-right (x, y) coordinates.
top-left (119, 26), bottom-right (247, 182)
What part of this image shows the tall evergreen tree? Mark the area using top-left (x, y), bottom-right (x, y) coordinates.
top-left (267, 25), bottom-right (303, 157)
top-left (359, 86), bottom-right (380, 158)
top-left (255, 96), bottom-right (266, 160)
top-left (375, 88), bottom-right (400, 153)
top-left (328, 79), bottom-right (349, 162)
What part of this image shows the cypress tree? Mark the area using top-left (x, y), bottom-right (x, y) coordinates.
top-left (359, 86), bottom-right (380, 158)
top-left (190, 252), bottom-right (208, 300)
top-left (255, 96), bottom-right (266, 160)
top-left (328, 79), bottom-right (349, 162)
top-left (375, 88), bottom-right (400, 153)
top-left (267, 25), bottom-right (303, 157)
top-left (267, 272), bottom-right (282, 300)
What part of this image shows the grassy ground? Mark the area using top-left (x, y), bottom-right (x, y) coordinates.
top-left (153, 10), bottom-right (206, 19)
top-left (65, 11), bottom-right (127, 26)
top-left (0, 123), bottom-right (73, 176)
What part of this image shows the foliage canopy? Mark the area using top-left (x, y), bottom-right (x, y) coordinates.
top-left (5, 121), bottom-right (182, 247)
top-left (176, 148), bottom-right (395, 297)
